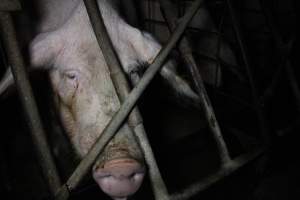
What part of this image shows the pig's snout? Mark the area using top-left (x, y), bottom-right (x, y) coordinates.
top-left (93, 159), bottom-right (145, 200)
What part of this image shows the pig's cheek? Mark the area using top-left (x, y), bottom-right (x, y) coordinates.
top-left (59, 104), bottom-right (77, 139)
top-left (57, 76), bottom-right (79, 106)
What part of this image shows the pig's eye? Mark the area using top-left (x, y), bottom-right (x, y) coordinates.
top-left (56, 70), bottom-right (80, 105)
top-left (65, 70), bottom-right (79, 80)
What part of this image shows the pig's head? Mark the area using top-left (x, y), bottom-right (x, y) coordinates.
top-left (0, 1), bottom-right (202, 198)
top-left (26, 6), bottom-right (145, 200)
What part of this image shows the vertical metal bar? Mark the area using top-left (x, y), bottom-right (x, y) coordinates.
top-left (226, 0), bottom-right (271, 146)
top-left (55, 0), bottom-right (204, 198)
top-left (83, 0), bottom-right (169, 199)
top-left (0, 12), bottom-right (61, 196)
top-left (158, 0), bottom-right (231, 166)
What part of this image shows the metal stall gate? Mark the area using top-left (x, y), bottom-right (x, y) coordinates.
top-left (2, 0), bottom-right (294, 199)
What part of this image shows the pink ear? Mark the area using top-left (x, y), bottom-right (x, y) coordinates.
top-left (30, 31), bottom-right (62, 69)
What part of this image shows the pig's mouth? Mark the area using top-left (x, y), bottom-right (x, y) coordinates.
top-left (93, 158), bottom-right (145, 200)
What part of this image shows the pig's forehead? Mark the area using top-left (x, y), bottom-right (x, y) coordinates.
top-left (51, 1), bottom-right (109, 69)
top-left (56, 38), bottom-right (107, 73)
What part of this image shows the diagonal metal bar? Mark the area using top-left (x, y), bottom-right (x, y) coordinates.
top-left (158, 0), bottom-right (231, 165)
top-left (0, 12), bottom-right (61, 196)
top-left (83, 0), bottom-right (169, 199)
top-left (54, 0), bottom-right (204, 198)
top-left (170, 148), bottom-right (263, 200)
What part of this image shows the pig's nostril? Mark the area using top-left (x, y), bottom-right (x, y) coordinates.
top-left (93, 159), bottom-right (145, 199)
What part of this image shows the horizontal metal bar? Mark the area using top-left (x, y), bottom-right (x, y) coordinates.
top-left (0, 12), bottom-right (61, 196)
top-left (54, 0), bottom-right (204, 198)
top-left (170, 148), bottom-right (263, 200)
top-left (83, 0), bottom-right (169, 199)
top-left (0, 0), bottom-right (21, 11)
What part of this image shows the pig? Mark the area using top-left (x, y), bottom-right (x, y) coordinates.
top-left (0, 0), bottom-right (200, 199)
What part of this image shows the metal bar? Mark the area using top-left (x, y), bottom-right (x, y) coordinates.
top-left (159, 0), bottom-right (231, 165)
top-left (170, 148), bottom-right (263, 200)
top-left (83, 1), bottom-right (169, 200)
top-left (0, 0), bottom-right (21, 11)
top-left (0, 12), bottom-right (61, 196)
top-left (54, 0), bottom-right (204, 198)
top-left (226, 0), bottom-right (271, 146)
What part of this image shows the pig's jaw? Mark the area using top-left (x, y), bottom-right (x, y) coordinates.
top-left (93, 158), bottom-right (145, 200)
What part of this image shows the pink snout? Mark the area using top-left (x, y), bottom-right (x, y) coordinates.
top-left (93, 159), bottom-right (145, 200)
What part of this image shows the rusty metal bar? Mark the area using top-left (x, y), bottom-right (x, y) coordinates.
top-left (83, 0), bottom-right (169, 200)
top-left (170, 148), bottom-right (263, 200)
top-left (0, 12), bottom-right (61, 196)
top-left (0, 0), bottom-right (21, 11)
top-left (159, 0), bottom-right (231, 165)
top-left (226, 0), bottom-right (271, 146)
top-left (54, 0), bottom-right (204, 199)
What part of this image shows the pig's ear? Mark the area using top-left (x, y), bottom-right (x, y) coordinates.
top-left (1, 31), bottom-right (62, 98)
top-left (30, 31), bottom-right (62, 69)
